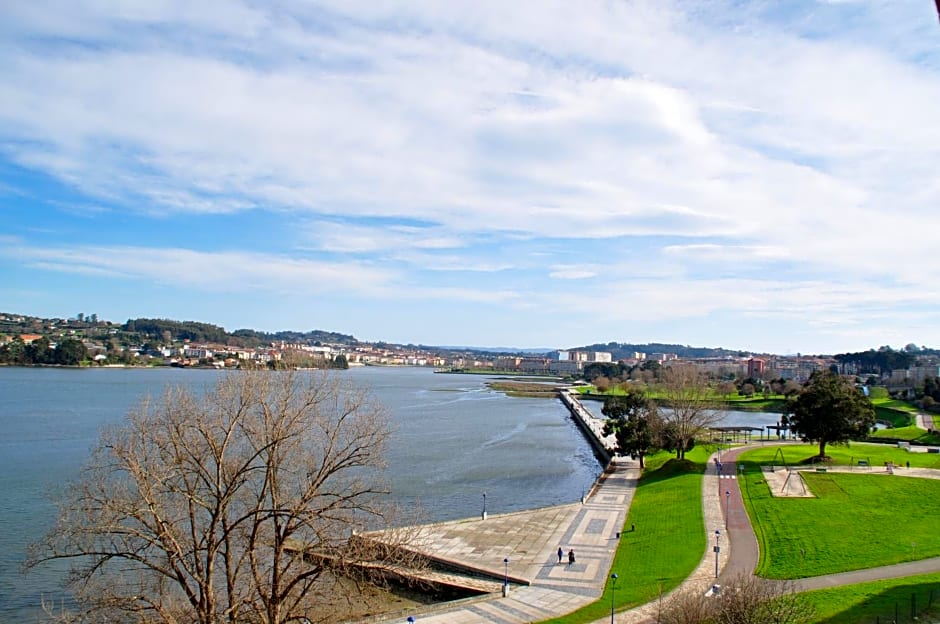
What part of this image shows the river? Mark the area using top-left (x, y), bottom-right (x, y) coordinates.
top-left (0, 366), bottom-right (781, 622)
top-left (0, 366), bottom-right (601, 622)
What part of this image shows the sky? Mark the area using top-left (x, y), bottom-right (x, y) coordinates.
top-left (1, 1), bottom-right (939, 355)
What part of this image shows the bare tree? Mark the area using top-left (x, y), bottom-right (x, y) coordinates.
top-left (659, 585), bottom-right (714, 624)
top-left (660, 575), bottom-right (814, 624)
top-left (656, 365), bottom-right (722, 460)
top-left (28, 370), bottom-right (422, 624)
top-left (716, 576), bottom-right (815, 624)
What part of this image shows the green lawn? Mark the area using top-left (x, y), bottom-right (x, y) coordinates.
top-left (803, 572), bottom-right (940, 623)
top-left (871, 397), bottom-right (919, 413)
top-left (538, 448), bottom-right (708, 623)
top-left (870, 425), bottom-right (940, 445)
top-left (739, 445), bottom-right (940, 578)
top-left (740, 443), bottom-right (940, 469)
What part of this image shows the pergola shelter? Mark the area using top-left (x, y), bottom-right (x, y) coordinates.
top-left (709, 425), bottom-right (765, 443)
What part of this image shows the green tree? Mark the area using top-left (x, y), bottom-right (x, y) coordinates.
top-left (790, 369), bottom-right (875, 459)
top-left (601, 392), bottom-right (660, 468)
top-left (24, 337), bottom-right (52, 364)
top-left (53, 337), bottom-right (88, 365)
top-left (0, 338), bottom-right (25, 364)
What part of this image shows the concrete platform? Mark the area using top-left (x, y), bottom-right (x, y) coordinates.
top-left (362, 457), bottom-right (640, 623)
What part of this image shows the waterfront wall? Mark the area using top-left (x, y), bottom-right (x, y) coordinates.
top-left (558, 389), bottom-right (615, 465)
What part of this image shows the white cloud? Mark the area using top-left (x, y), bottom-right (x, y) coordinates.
top-left (549, 265), bottom-right (598, 280)
top-left (1, 243), bottom-right (398, 296)
top-left (1, 1), bottom-right (939, 351)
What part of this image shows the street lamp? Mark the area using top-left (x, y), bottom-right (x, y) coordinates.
top-left (610, 573), bottom-right (618, 623)
top-left (714, 530), bottom-right (721, 578)
top-left (482, 491), bottom-right (487, 520)
top-left (503, 558), bottom-right (510, 597)
top-left (725, 490), bottom-right (731, 530)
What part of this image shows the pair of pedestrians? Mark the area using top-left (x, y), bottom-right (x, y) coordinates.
top-left (557, 546), bottom-right (575, 566)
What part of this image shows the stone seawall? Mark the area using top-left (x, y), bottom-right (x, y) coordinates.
top-left (558, 389), bottom-right (615, 465)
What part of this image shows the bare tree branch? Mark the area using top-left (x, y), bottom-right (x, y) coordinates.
top-left (27, 370), bottom-right (417, 624)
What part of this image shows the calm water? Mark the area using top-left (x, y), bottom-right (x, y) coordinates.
top-left (0, 366), bottom-right (602, 622)
top-left (0, 367), bottom-right (781, 622)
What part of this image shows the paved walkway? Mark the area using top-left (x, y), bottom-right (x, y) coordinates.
top-left (363, 429), bottom-right (940, 623)
top-left (386, 457), bottom-right (639, 623)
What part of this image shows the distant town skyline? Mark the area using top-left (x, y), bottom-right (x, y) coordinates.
top-left (2, 2), bottom-right (939, 355)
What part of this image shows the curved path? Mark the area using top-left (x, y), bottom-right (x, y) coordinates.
top-left (597, 443), bottom-right (940, 623)
top-left (706, 445), bottom-right (940, 594)
top-left (362, 434), bottom-right (940, 622)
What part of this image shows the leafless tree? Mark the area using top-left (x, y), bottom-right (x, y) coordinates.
top-left (659, 575), bottom-right (814, 624)
top-left (659, 585), bottom-right (713, 624)
top-left (716, 576), bottom-right (815, 624)
top-left (656, 365), bottom-right (722, 460)
top-left (27, 370), bottom-right (423, 624)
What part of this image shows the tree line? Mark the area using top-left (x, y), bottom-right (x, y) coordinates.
top-left (0, 336), bottom-right (87, 365)
top-left (602, 368), bottom-right (875, 465)
top-left (125, 318), bottom-right (358, 348)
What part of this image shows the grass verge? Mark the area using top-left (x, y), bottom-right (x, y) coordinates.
top-left (803, 572), bottom-right (940, 623)
top-left (538, 448), bottom-right (708, 623)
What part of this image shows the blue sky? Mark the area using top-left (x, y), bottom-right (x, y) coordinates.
top-left (2, 1), bottom-right (939, 354)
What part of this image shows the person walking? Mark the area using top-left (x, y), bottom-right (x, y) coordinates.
top-left (568, 549), bottom-right (576, 566)
top-left (557, 546), bottom-right (563, 564)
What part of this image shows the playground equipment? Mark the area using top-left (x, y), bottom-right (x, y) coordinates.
top-left (781, 467), bottom-right (808, 496)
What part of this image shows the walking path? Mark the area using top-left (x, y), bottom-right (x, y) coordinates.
top-left (381, 457), bottom-right (639, 623)
top-left (363, 404), bottom-right (940, 623)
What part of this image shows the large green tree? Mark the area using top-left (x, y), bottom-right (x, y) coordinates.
top-left (53, 337), bottom-right (88, 365)
top-left (602, 392), bottom-right (660, 468)
top-left (790, 369), bottom-right (875, 459)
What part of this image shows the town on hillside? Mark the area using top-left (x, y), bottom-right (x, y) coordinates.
top-left (1, 311), bottom-right (939, 398)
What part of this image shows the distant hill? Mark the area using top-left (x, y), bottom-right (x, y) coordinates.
top-left (566, 342), bottom-right (748, 360)
top-left (125, 318), bottom-right (357, 348)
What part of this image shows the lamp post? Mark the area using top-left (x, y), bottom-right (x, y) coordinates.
top-left (714, 530), bottom-right (721, 578)
top-left (725, 490), bottom-right (731, 530)
top-left (610, 573), bottom-right (618, 623)
top-left (503, 558), bottom-right (510, 597)
top-left (482, 491), bottom-right (487, 520)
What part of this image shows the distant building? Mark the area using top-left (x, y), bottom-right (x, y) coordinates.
top-left (519, 358), bottom-right (551, 373)
top-left (747, 358), bottom-right (766, 378)
top-left (550, 360), bottom-right (583, 374)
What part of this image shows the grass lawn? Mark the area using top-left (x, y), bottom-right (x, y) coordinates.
top-left (870, 425), bottom-right (940, 445)
top-left (741, 443), bottom-right (940, 469)
top-left (537, 448), bottom-right (708, 623)
top-left (739, 445), bottom-right (940, 579)
top-left (803, 572), bottom-right (940, 623)
top-left (871, 397), bottom-right (919, 413)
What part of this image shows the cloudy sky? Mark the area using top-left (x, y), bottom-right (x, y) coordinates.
top-left (2, 1), bottom-right (938, 354)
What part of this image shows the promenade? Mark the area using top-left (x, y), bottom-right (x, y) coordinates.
top-left (387, 457), bottom-right (639, 623)
top-left (361, 399), bottom-right (940, 623)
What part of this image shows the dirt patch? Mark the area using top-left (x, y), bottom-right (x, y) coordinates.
top-left (487, 380), bottom-right (562, 397)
